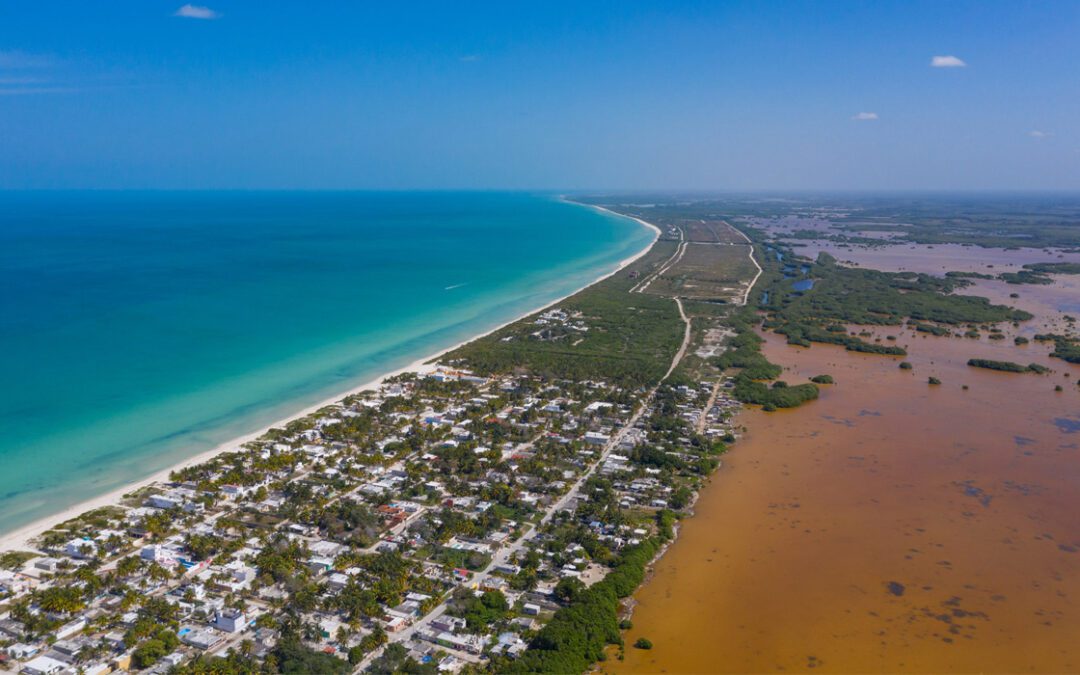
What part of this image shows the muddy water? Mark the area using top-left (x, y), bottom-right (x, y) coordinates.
top-left (967, 277), bottom-right (1080, 335)
top-left (781, 238), bottom-right (1080, 336)
top-left (612, 326), bottom-right (1080, 673)
top-left (787, 240), bottom-right (1080, 277)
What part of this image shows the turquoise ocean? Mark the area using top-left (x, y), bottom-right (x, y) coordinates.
top-left (0, 192), bottom-right (652, 536)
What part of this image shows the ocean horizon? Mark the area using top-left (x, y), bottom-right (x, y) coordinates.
top-left (0, 191), bottom-right (653, 537)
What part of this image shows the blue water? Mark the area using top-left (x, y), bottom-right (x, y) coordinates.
top-left (0, 192), bottom-right (653, 535)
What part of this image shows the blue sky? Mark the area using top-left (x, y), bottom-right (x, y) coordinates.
top-left (1, 1), bottom-right (1077, 190)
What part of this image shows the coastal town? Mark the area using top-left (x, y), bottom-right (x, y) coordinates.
top-left (0, 207), bottom-right (760, 675)
top-left (0, 362), bottom-right (741, 674)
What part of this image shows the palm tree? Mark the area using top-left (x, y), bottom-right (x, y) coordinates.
top-left (117, 555), bottom-right (142, 578)
top-left (36, 586), bottom-right (85, 614)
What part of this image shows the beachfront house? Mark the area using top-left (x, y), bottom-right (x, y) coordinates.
top-left (63, 538), bottom-right (98, 560)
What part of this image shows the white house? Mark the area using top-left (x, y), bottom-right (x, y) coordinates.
top-left (214, 607), bottom-right (247, 633)
top-left (20, 655), bottom-right (68, 675)
top-left (63, 538), bottom-right (98, 559)
top-left (584, 431), bottom-right (610, 446)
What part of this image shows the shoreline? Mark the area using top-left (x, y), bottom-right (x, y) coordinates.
top-left (0, 204), bottom-right (660, 554)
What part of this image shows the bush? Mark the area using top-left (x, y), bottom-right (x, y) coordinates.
top-left (554, 577), bottom-right (586, 604)
top-left (899, 361), bottom-right (913, 370)
top-left (734, 377), bottom-right (818, 409)
top-left (967, 358), bottom-right (1049, 374)
top-left (928, 377), bottom-right (941, 385)
top-left (511, 538), bottom-right (666, 673)
top-left (348, 646), bottom-right (366, 666)
top-left (131, 640), bottom-right (168, 669)
top-left (634, 638), bottom-right (654, 650)
top-left (809, 374), bottom-right (833, 384)
top-left (273, 638), bottom-right (350, 674)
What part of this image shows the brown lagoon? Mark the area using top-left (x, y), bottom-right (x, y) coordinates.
top-left (611, 245), bottom-right (1080, 673)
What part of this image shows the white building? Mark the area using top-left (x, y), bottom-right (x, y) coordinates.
top-left (584, 431), bottom-right (610, 446)
top-left (20, 655), bottom-right (68, 675)
top-left (214, 607), bottom-right (247, 633)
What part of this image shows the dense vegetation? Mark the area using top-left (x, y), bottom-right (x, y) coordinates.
top-left (945, 271), bottom-right (996, 280)
top-left (999, 270), bottom-right (1054, 285)
top-left (776, 320), bottom-right (907, 355)
top-left (764, 252), bottom-right (1030, 327)
top-left (713, 329), bottom-right (781, 380)
top-left (741, 232), bottom-right (1032, 358)
top-left (445, 240), bottom-right (683, 387)
top-left (580, 194), bottom-right (1080, 250)
top-left (1000, 262), bottom-right (1080, 285)
top-left (272, 637), bottom-right (351, 674)
top-left (732, 378), bottom-right (819, 410)
top-left (820, 195), bottom-right (1080, 249)
top-left (1025, 262), bottom-right (1080, 274)
top-left (507, 513), bottom-right (675, 673)
top-left (708, 310), bottom-right (820, 410)
top-left (1035, 333), bottom-right (1080, 363)
top-left (967, 359), bottom-right (1049, 374)
top-left (910, 321), bottom-right (951, 336)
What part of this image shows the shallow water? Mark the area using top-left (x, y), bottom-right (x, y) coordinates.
top-left (789, 239), bottom-right (1080, 276)
top-left (0, 192), bottom-right (652, 535)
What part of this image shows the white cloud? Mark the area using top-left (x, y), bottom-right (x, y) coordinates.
top-left (931, 55), bottom-right (967, 68)
top-left (852, 112), bottom-right (879, 121)
top-left (1028, 130), bottom-right (1052, 139)
top-left (174, 4), bottom-right (220, 19)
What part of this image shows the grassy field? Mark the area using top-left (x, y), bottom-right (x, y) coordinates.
top-left (681, 219), bottom-right (746, 244)
top-left (644, 242), bottom-right (758, 302)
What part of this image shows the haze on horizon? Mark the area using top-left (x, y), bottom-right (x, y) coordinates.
top-left (1, 0), bottom-right (1078, 192)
